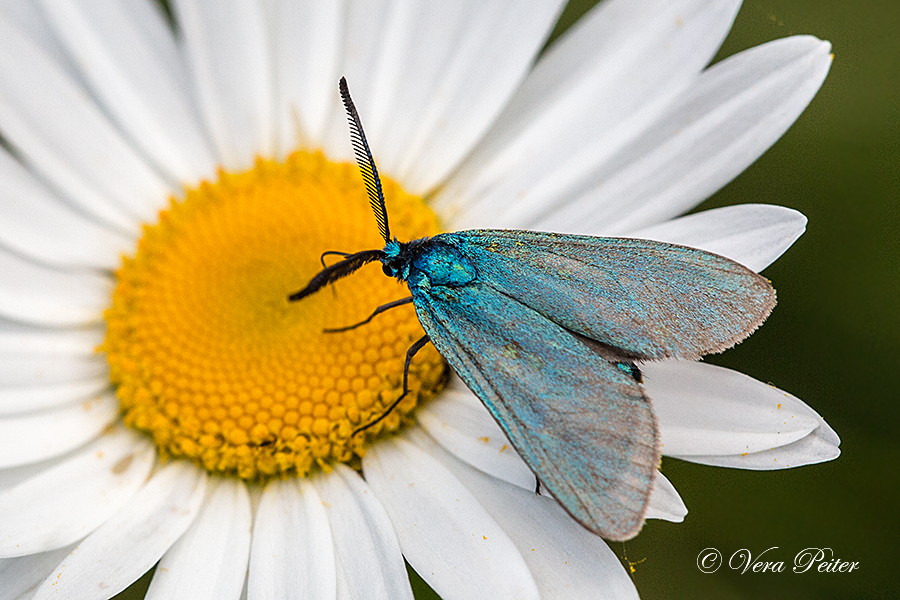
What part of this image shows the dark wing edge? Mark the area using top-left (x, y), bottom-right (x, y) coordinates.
top-left (413, 283), bottom-right (659, 541)
top-left (439, 229), bottom-right (776, 361)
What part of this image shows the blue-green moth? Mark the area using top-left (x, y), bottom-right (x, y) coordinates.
top-left (290, 78), bottom-right (774, 541)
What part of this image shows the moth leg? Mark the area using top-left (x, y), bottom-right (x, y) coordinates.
top-left (353, 334), bottom-right (431, 436)
top-left (534, 477), bottom-right (542, 495)
top-left (324, 297), bottom-right (414, 333)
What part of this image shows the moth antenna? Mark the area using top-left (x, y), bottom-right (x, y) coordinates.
top-left (339, 77), bottom-right (390, 243)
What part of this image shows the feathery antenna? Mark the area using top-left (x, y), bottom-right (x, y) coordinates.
top-left (339, 77), bottom-right (390, 243)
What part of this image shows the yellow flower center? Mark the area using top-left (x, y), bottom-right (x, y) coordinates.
top-left (103, 150), bottom-right (448, 480)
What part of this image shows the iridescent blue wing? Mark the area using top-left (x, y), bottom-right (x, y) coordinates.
top-left (436, 230), bottom-right (776, 360)
top-left (411, 281), bottom-right (658, 541)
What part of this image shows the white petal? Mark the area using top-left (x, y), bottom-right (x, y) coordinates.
top-left (31, 461), bottom-right (208, 600)
top-left (146, 477), bottom-right (251, 600)
top-left (440, 0), bottom-right (741, 229)
top-left (0, 427), bottom-right (154, 557)
top-left (0, 324), bottom-right (102, 354)
top-left (0, 13), bottom-right (172, 232)
top-left (173, 0), bottom-right (275, 170)
top-left (266, 0), bottom-right (344, 151)
top-left (0, 325), bottom-right (108, 414)
top-left (39, 0), bottom-right (217, 184)
top-left (645, 470), bottom-right (686, 523)
top-left (0, 351), bottom-right (106, 387)
top-left (420, 431), bottom-right (639, 600)
top-left (0, 148), bottom-right (131, 269)
top-left (417, 388), bottom-right (535, 490)
top-left (363, 434), bottom-right (540, 600)
top-left (0, 544), bottom-right (77, 600)
top-left (644, 361), bottom-right (820, 456)
top-left (248, 479), bottom-right (336, 600)
top-left (315, 464), bottom-right (412, 600)
top-left (0, 248), bottom-right (111, 326)
top-left (539, 36), bottom-right (833, 234)
top-left (0, 430), bottom-right (96, 493)
top-left (682, 404), bottom-right (840, 470)
top-left (326, 0), bottom-right (566, 194)
top-left (0, 391), bottom-right (119, 468)
top-left (0, 379), bottom-right (109, 416)
top-left (317, 0), bottom-right (387, 161)
top-left (0, 454), bottom-right (68, 494)
top-left (630, 204), bottom-right (807, 272)
top-left (0, 0), bottom-right (72, 71)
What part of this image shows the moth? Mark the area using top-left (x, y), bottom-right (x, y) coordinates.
top-left (290, 77), bottom-right (775, 541)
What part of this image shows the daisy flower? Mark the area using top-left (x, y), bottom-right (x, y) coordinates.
top-left (0, 1), bottom-right (839, 599)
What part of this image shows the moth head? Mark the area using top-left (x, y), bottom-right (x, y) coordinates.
top-left (380, 239), bottom-right (406, 279)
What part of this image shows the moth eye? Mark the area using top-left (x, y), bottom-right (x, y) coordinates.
top-left (382, 264), bottom-right (393, 277)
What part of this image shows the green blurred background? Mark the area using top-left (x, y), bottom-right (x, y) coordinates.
top-left (118, 1), bottom-right (897, 599)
